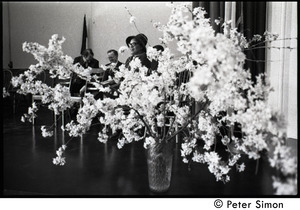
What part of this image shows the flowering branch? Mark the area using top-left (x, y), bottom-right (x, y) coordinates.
top-left (131, 107), bottom-right (157, 139)
top-left (247, 37), bottom-right (297, 49)
top-left (165, 107), bottom-right (202, 143)
top-left (125, 6), bottom-right (141, 34)
top-left (245, 46), bottom-right (297, 51)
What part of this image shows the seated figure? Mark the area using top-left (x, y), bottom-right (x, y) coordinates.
top-left (70, 48), bottom-right (99, 96)
top-left (101, 49), bottom-right (123, 99)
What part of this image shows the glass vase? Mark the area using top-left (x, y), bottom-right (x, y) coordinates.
top-left (146, 140), bottom-right (173, 193)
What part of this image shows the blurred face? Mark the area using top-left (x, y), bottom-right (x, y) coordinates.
top-left (128, 38), bottom-right (143, 55)
top-left (83, 53), bottom-right (93, 62)
top-left (107, 52), bottom-right (118, 63)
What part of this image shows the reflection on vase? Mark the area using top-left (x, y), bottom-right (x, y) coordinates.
top-left (147, 140), bottom-right (173, 193)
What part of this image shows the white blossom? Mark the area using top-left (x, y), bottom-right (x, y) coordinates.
top-left (53, 145), bottom-right (67, 166)
top-left (41, 125), bottom-right (54, 137)
top-left (129, 16), bottom-right (136, 24)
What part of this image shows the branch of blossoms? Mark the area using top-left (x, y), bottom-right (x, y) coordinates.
top-left (165, 107), bottom-right (203, 143)
top-left (10, 34), bottom-right (103, 165)
top-left (160, 3), bottom-right (297, 194)
top-left (53, 144), bottom-right (67, 166)
top-left (131, 107), bottom-right (158, 139)
top-left (21, 101), bottom-right (38, 123)
top-left (11, 34), bottom-right (95, 134)
top-left (125, 6), bottom-right (141, 34)
top-left (221, 20), bottom-right (297, 52)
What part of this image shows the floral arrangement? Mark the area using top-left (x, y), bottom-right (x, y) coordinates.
top-left (160, 4), bottom-right (296, 195)
top-left (7, 3), bottom-right (297, 195)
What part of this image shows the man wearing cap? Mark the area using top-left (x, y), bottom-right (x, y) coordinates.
top-left (125, 33), bottom-right (152, 70)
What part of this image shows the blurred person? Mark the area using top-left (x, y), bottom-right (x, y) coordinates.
top-left (70, 48), bottom-right (99, 96)
top-left (150, 44), bottom-right (165, 71)
top-left (124, 33), bottom-right (151, 70)
top-left (97, 49), bottom-right (123, 99)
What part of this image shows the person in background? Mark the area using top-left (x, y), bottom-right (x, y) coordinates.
top-left (98, 49), bottom-right (123, 99)
top-left (104, 49), bottom-right (123, 81)
top-left (150, 44), bottom-right (165, 71)
top-left (70, 48), bottom-right (99, 96)
top-left (125, 33), bottom-right (151, 70)
top-left (68, 48), bottom-right (99, 121)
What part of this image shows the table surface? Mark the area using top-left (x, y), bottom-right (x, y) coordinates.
top-left (2, 102), bottom-right (287, 197)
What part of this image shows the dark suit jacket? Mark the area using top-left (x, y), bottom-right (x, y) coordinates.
top-left (125, 52), bottom-right (151, 69)
top-left (73, 56), bottom-right (99, 69)
top-left (70, 56), bottom-right (100, 96)
top-left (103, 61), bottom-right (123, 81)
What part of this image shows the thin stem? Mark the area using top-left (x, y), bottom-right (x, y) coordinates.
top-left (244, 46), bottom-right (296, 51)
top-left (165, 108), bottom-right (202, 142)
top-left (132, 107), bottom-right (156, 139)
top-left (128, 82), bottom-right (138, 97)
top-left (249, 37), bottom-right (297, 49)
top-left (125, 6), bottom-right (141, 34)
top-left (64, 136), bottom-right (75, 146)
top-left (133, 22), bottom-right (141, 34)
top-left (184, 4), bottom-right (193, 14)
top-left (165, 116), bottom-right (176, 138)
top-left (89, 122), bottom-right (103, 127)
top-left (181, 129), bottom-right (189, 138)
top-left (214, 137), bottom-right (217, 151)
top-left (245, 58), bottom-right (268, 63)
top-left (162, 91), bottom-right (167, 140)
top-left (50, 113), bottom-right (63, 129)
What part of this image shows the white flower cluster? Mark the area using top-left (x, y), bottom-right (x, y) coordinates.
top-left (118, 46), bottom-right (129, 54)
top-left (272, 176), bottom-right (297, 195)
top-left (11, 34), bottom-right (91, 137)
top-left (22, 34), bottom-right (75, 80)
top-left (189, 149), bottom-right (232, 183)
top-left (53, 145), bottom-right (67, 166)
top-left (269, 143), bottom-right (297, 195)
top-left (205, 151), bottom-right (231, 182)
top-left (263, 31), bottom-right (279, 42)
top-left (144, 136), bottom-right (156, 149)
top-left (64, 93), bottom-right (99, 136)
top-left (161, 5), bottom-right (296, 193)
top-left (21, 102), bottom-right (38, 123)
top-left (181, 137), bottom-right (197, 163)
top-left (41, 125), bottom-right (54, 138)
top-left (197, 111), bottom-right (220, 150)
top-left (129, 16), bottom-right (136, 24)
top-left (146, 46), bottom-right (162, 62)
top-left (47, 84), bottom-right (74, 115)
